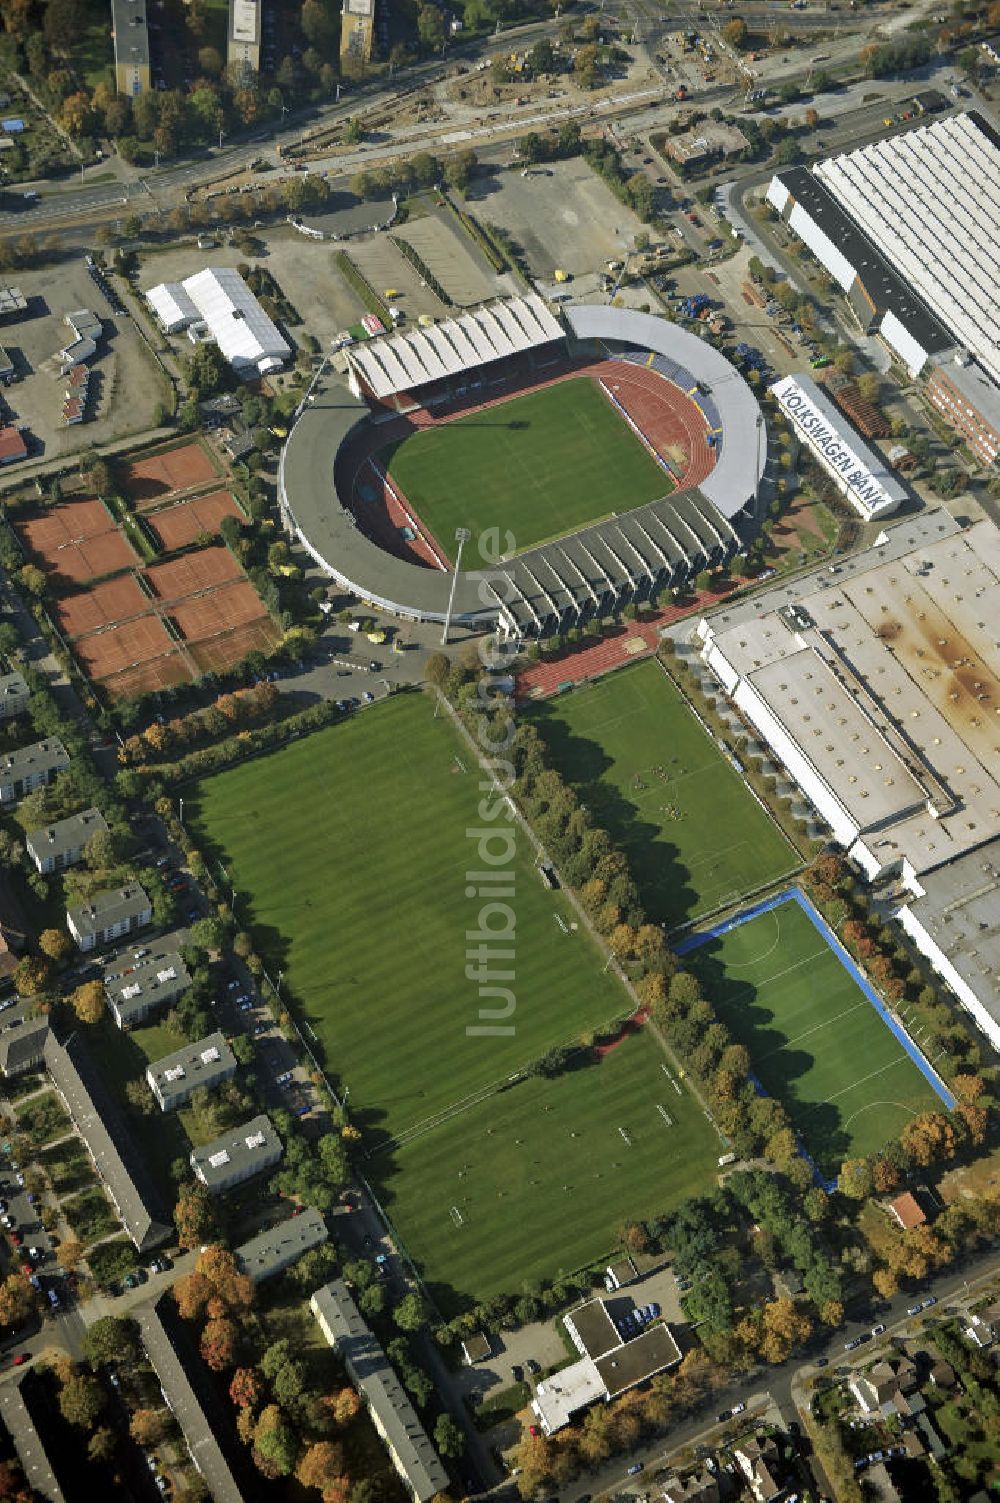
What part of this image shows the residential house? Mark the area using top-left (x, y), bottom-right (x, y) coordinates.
top-left (0, 426), bottom-right (26, 465)
top-left (43, 1031), bottom-right (170, 1251)
top-left (311, 1279), bottom-right (449, 1503)
top-left (137, 1299), bottom-right (244, 1503)
top-left (190, 1114), bottom-right (282, 1193)
top-left (662, 1471), bottom-right (721, 1503)
top-left (967, 1301), bottom-right (1000, 1347)
top-left (66, 882), bottom-right (152, 952)
top-left (0, 738), bottom-right (69, 805)
top-left (26, 807), bottom-right (108, 875)
top-left (889, 1191), bottom-right (927, 1230)
top-left (146, 1031), bottom-right (236, 1111)
top-left (105, 950), bottom-right (191, 1029)
top-left (0, 670), bottom-right (29, 720)
top-left (0, 1003), bottom-right (49, 1077)
top-left (849, 1356), bottom-right (923, 1419)
top-left (734, 1436), bottom-right (783, 1503)
top-left (235, 1206), bottom-right (327, 1283)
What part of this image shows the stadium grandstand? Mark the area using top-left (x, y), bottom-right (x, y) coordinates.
top-left (280, 301), bottom-right (766, 638)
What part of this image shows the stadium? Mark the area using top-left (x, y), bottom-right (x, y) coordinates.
top-left (279, 298), bottom-right (767, 637)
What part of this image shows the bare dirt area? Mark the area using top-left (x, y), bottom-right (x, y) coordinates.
top-left (136, 229), bottom-right (369, 350)
top-left (394, 213), bottom-right (505, 307)
top-left (0, 258), bottom-right (170, 468)
top-left (463, 157), bottom-right (646, 278)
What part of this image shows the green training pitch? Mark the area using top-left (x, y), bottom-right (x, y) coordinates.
top-left (375, 1027), bottom-right (719, 1311)
top-left (188, 693), bottom-right (631, 1146)
top-left (685, 898), bottom-right (943, 1171)
top-left (381, 377), bottom-right (671, 562)
top-left (533, 659), bottom-right (797, 929)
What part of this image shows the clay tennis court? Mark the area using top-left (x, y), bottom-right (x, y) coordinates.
top-left (55, 575), bottom-right (149, 639)
top-left (145, 546), bottom-right (241, 602)
top-left (149, 490), bottom-right (244, 551)
top-left (99, 652), bottom-right (193, 700)
top-left (16, 501), bottom-right (139, 585)
top-left (171, 579), bottom-right (272, 642)
top-left (73, 613), bottom-right (177, 679)
top-left (188, 617), bottom-right (281, 674)
top-left (121, 441), bottom-right (218, 501)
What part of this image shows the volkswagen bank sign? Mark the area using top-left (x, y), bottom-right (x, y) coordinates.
top-left (770, 374), bottom-right (904, 520)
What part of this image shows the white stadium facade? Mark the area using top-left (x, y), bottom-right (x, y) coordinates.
top-left (278, 300), bottom-right (767, 637)
top-left (689, 509), bottom-right (1000, 1050)
top-left (767, 111), bottom-right (1000, 464)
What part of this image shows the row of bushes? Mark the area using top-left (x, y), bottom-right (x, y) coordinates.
top-left (389, 235), bottom-right (452, 307)
top-left (333, 251), bottom-right (391, 323)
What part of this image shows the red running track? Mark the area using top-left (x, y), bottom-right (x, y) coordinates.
top-left (338, 355), bottom-right (718, 570)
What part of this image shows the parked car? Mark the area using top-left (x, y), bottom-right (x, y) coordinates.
top-left (871, 1323), bottom-right (886, 1337)
top-left (627, 1463), bottom-right (644, 1476)
top-left (922, 1296), bottom-right (937, 1310)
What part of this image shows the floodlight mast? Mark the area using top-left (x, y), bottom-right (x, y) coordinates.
top-left (441, 528), bottom-right (472, 646)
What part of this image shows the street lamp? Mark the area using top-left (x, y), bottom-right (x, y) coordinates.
top-left (441, 527), bottom-right (471, 646)
top-left (178, 796), bottom-right (184, 825)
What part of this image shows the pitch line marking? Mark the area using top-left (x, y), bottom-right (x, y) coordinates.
top-left (840, 1097), bottom-right (921, 1132)
top-left (749, 997), bottom-right (870, 1068)
top-left (820, 1054), bottom-right (919, 1107)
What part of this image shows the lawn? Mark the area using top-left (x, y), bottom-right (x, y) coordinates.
top-left (38, 1138), bottom-right (96, 1198)
top-left (533, 659), bottom-right (797, 929)
top-left (373, 1027), bottom-right (719, 1311)
top-left (381, 377), bottom-right (670, 562)
top-left (189, 693), bottom-right (631, 1145)
top-left (14, 1091), bottom-right (71, 1148)
top-left (683, 894), bottom-right (944, 1171)
top-left (63, 1184), bottom-right (119, 1246)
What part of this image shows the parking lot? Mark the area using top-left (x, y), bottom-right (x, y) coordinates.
top-left (463, 157), bottom-right (648, 278)
top-left (0, 257), bottom-right (170, 466)
top-left (395, 212), bottom-right (508, 306)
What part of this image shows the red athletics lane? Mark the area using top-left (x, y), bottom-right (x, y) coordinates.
top-left (515, 579), bottom-right (747, 702)
top-left (341, 355), bottom-right (718, 569)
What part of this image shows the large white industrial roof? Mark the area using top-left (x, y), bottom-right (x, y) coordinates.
top-left (815, 113), bottom-right (1000, 385)
top-left (346, 294), bottom-right (563, 399)
top-left (146, 267), bottom-right (290, 375)
top-left (145, 281), bottom-right (199, 331)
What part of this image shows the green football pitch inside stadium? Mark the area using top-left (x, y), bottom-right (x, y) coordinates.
top-left (533, 659), bottom-right (798, 929)
top-left (190, 694), bottom-right (718, 1306)
top-left (381, 377), bottom-right (671, 562)
top-left (374, 1027), bottom-right (718, 1310)
top-left (685, 898), bottom-right (943, 1171)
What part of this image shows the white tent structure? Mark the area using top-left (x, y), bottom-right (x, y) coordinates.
top-left (145, 267), bottom-right (290, 376)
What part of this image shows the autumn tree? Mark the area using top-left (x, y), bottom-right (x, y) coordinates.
top-left (900, 1111), bottom-right (957, 1168)
top-left (253, 1404), bottom-right (298, 1477)
top-left (295, 1441), bottom-right (345, 1493)
top-left (59, 1373), bottom-right (105, 1429)
top-left (195, 1245), bottom-right (254, 1312)
top-left (328, 1387), bottom-right (360, 1426)
top-left (230, 1367), bottom-right (261, 1409)
top-left (0, 1274), bottom-right (34, 1329)
top-left (722, 16), bottom-right (748, 48)
top-left (70, 979), bottom-right (105, 1025)
top-left (839, 1157), bottom-right (874, 1200)
top-left (173, 1271), bottom-right (214, 1321)
top-left (759, 1296), bottom-right (812, 1364)
top-left (14, 953), bottom-right (52, 997)
top-left (39, 928), bottom-right (73, 964)
top-left (131, 1408), bottom-right (168, 1446)
top-left (200, 1316), bottom-right (238, 1371)
top-left (174, 1182), bottom-right (218, 1249)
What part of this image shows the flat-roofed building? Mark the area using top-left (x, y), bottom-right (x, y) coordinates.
top-left (146, 1031), bottom-right (236, 1111)
top-left (0, 670), bottom-right (28, 720)
top-left (26, 806), bottom-right (108, 876)
top-left (236, 1206), bottom-right (327, 1282)
top-left (770, 373), bottom-right (907, 520)
top-left (191, 1114), bottom-right (282, 1193)
top-left (111, 0), bottom-right (150, 95)
top-left (927, 350), bottom-right (1000, 467)
top-left (0, 737), bottom-right (69, 805)
top-left (66, 882), bottom-right (151, 952)
top-left (533, 1296), bottom-right (681, 1434)
top-left (664, 122), bottom-right (750, 166)
top-left (0, 284), bottom-right (27, 321)
top-left (311, 1279), bottom-right (449, 1503)
top-left (105, 949), bottom-right (191, 1029)
top-left (44, 1030), bottom-right (170, 1250)
top-left (227, 0), bottom-right (261, 79)
top-left (341, 0), bottom-right (375, 70)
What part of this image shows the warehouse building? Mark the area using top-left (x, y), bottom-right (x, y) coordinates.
top-left (770, 373), bottom-right (907, 520)
top-left (145, 267), bottom-right (290, 377)
top-left (767, 113), bottom-right (1000, 387)
top-left (690, 509), bottom-right (1000, 1046)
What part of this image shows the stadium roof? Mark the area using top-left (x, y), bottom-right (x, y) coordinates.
top-left (814, 112), bottom-right (1000, 385)
top-left (346, 295), bottom-right (563, 399)
top-left (146, 268), bottom-right (291, 374)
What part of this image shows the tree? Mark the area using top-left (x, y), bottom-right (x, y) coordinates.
top-left (574, 43), bottom-right (600, 88)
top-left (130, 1407), bottom-right (168, 1446)
top-left (174, 1271), bottom-right (214, 1321)
top-left (417, 3), bottom-right (445, 49)
top-left (253, 1404), bottom-right (298, 1477)
top-left (0, 1274), bottom-right (33, 1329)
top-left (59, 1373), bottom-right (105, 1429)
top-left (201, 1316), bottom-right (238, 1370)
top-left (14, 954), bottom-right (52, 998)
top-left (296, 1440), bottom-right (345, 1492)
top-left (839, 1157), bottom-right (874, 1200)
top-left (230, 1367), bottom-right (261, 1409)
top-left (856, 371), bottom-right (880, 402)
top-left (84, 827), bottom-right (119, 871)
top-left (196, 1245), bottom-right (254, 1310)
top-left (88, 1427), bottom-right (116, 1464)
top-left (434, 1413), bottom-right (465, 1458)
top-left (83, 1315), bottom-right (137, 1367)
top-left (39, 927), bottom-right (73, 964)
top-left (329, 1386), bottom-right (360, 1426)
top-left (722, 17), bottom-right (748, 47)
top-left (174, 1183), bottom-right (218, 1249)
top-left (57, 1237), bottom-right (84, 1273)
top-left (70, 979), bottom-right (105, 1025)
